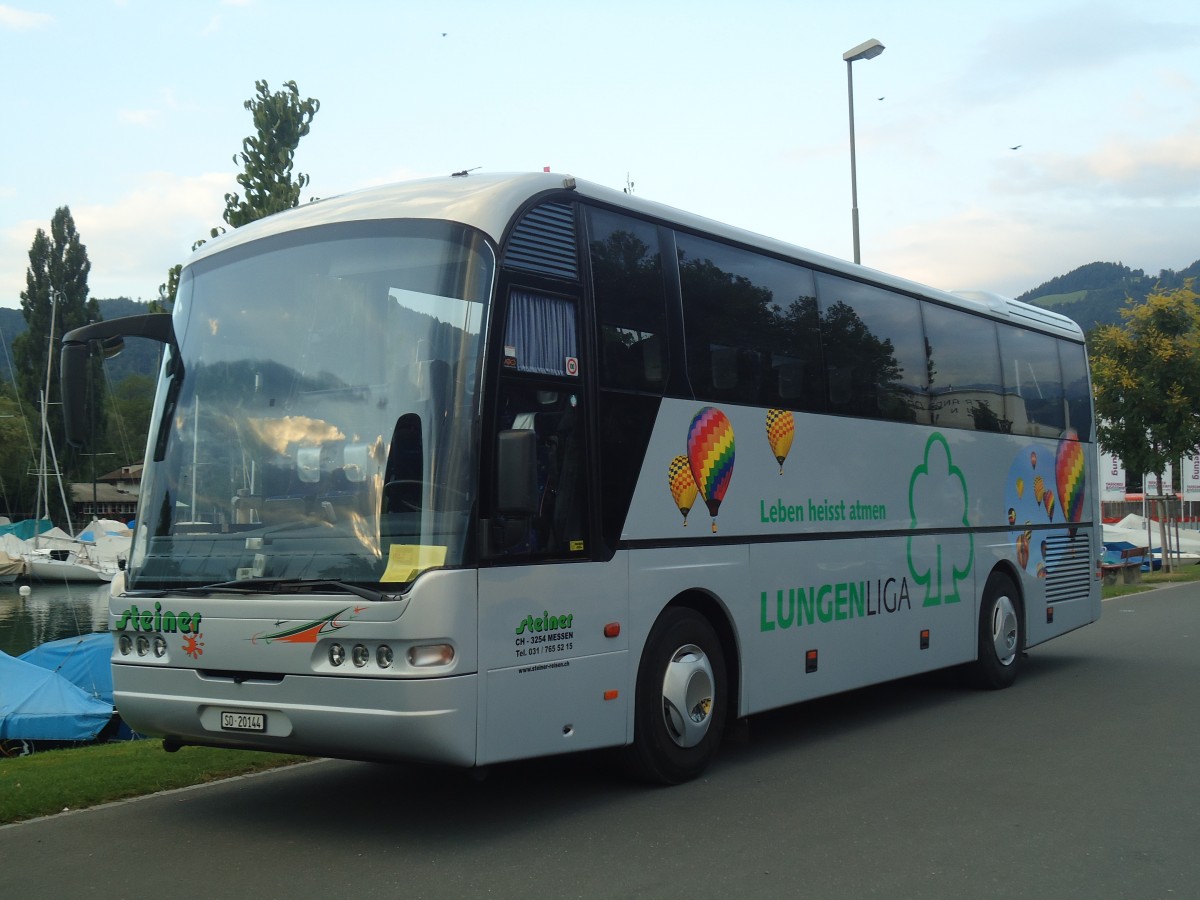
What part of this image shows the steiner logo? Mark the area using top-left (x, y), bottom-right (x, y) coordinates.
top-left (115, 603), bottom-right (203, 634)
top-left (515, 610), bottom-right (574, 635)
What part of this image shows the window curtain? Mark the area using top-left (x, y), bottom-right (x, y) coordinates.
top-left (505, 290), bottom-right (577, 376)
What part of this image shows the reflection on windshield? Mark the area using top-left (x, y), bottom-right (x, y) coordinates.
top-left (129, 220), bottom-right (493, 589)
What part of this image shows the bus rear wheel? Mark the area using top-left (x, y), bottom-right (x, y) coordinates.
top-left (970, 571), bottom-right (1024, 690)
top-left (625, 607), bottom-right (727, 785)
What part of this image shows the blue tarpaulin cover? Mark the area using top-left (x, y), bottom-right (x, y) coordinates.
top-left (0, 651), bottom-right (113, 741)
top-left (0, 518), bottom-right (53, 540)
top-left (19, 633), bottom-right (114, 704)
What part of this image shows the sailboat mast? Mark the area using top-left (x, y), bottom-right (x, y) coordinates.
top-left (36, 290), bottom-right (60, 538)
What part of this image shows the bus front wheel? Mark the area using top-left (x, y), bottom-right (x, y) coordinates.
top-left (970, 571), bottom-right (1024, 690)
top-left (625, 607), bottom-right (728, 784)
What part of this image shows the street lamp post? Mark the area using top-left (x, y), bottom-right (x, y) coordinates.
top-left (843, 38), bottom-right (885, 265)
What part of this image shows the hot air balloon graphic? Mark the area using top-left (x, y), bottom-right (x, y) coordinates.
top-left (1033, 475), bottom-right (1046, 505)
top-left (765, 408), bottom-right (794, 475)
top-left (1055, 430), bottom-right (1087, 536)
top-left (1043, 489), bottom-right (1056, 521)
top-left (687, 406), bottom-right (735, 533)
top-left (668, 455), bottom-right (699, 527)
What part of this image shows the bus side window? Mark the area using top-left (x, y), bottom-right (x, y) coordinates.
top-left (998, 324), bottom-right (1065, 438)
top-left (815, 273), bottom-right (930, 424)
top-left (1060, 341), bottom-right (1093, 441)
top-left (676, 232), bottom-right (824, 411)
top-left (924, 302), bottom-right (1005, 432)
top-left (586, 207), bottom-right (668, 394)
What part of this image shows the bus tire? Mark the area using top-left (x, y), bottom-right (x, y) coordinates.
top-left (625, 607), bottom-right (727, 785)
top-left (971, 571), bottom-right (1024, 690)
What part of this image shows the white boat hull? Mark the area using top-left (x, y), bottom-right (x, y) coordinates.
top-left (25, 551), bottom-right (114, 583)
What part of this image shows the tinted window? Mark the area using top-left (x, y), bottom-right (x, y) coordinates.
top-left (815, 274), bottom-right (929, 423)
top-left (1060, 341), bottom-right (1093, 441)
top-left (998, 324), bottom-right (1065, 437)
top-left (677, 233), bottom-right (824, 410)
top-left (586, 207), bottom-right (667, 394)
top-left (923, 303), bottom-right (1006, 432)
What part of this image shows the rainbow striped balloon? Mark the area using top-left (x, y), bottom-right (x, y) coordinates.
top-left (687, 406), bottom-right (735, 533)
top-left (765, 408), bottom-right (794, 474)
top-left (668, 455), bottom-right (699, 527)
top-left (1055, 430), bottom-right (1086, 533)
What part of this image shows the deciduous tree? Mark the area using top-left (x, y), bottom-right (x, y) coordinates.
top-left (157, 79), bottom-right (320, 308)
top-left (1091, 281), bottom-right (1200, 568)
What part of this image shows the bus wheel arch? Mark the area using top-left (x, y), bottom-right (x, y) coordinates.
top-left (624, 593), bottom-right (736, 784)
top-left (970, 566), bottom-right (1025, 690)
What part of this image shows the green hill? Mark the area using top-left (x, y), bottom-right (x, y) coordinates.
top-left (0, 298), bottom-right (162, 388)
top-left (1019, 258), bottom-right (1200, 333)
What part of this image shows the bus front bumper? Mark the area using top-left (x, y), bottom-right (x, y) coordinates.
top-left (114, 663), bottom-right (478, 766)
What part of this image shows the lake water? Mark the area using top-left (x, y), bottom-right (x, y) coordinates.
top-left (0, 581), bottom-right (113, 657)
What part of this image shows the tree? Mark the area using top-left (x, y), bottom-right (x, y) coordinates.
top-left (11, 206), bottom-right (105, 526)
top-left (220, 79), bottom-right (320, 232)
top-left (1091, 281), bottom-right (1200, 569)
top-left (0, 389), bottom-right (36, 521)
top-left (158, 79), bottom-right (320, 309)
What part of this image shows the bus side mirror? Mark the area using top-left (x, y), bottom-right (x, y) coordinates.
top-left (496, 429), bottom-right (537, 516)
top-left (61, 339), bottom-right (92, 449)
top-left (61, 312), bottom-right (178, 450)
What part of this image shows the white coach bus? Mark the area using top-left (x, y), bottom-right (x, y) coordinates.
top-left (62, 172), bottom-right (1100, 783)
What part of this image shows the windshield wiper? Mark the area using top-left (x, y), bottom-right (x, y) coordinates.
top-left (135, 578), bottom-right (401, 603)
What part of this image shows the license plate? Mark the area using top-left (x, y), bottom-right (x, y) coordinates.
top-left (221, 711), bottom-right (266, 732)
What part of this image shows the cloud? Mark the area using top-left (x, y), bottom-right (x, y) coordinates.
top-left (959, 3), bottom-right (1200, 103)
top-left (995, 122), bottom-right (1200, 204)
top-left (0, 5), bottom-right (52, 30)
top-left (0, 173), bottom-right (232, 306)
top-left (118, 109), bottom-right (159, 128)
top-left (875, 201), bottom-right (1200, 299)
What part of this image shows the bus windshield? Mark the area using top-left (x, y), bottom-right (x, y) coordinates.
top-left (128, 219), bottom-right (494, 590)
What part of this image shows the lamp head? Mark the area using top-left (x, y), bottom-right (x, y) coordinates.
top-left (843, 38), bottom-right (885, 62)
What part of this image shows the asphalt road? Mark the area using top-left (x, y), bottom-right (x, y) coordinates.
top-left (3, 584), bottom-right (1198, 899)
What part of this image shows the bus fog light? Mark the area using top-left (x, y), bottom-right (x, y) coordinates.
top-left (352, 644), bottom-right (370, 668)
top-left (119, 634), bottom-right (133, 656)
top-left (408, 644), bottom-right (454, 667)
top-left (136, 635), bottom-right (150, 657)
top-left (329, 643), bottom-right (345, 667)
top-left (153, 635), bottom-right (168, 658)
top-left (376, 645), bottom-right (394, 669)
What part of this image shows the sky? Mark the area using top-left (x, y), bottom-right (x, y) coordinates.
top-left (2, 0), bottom-right (1199, 310)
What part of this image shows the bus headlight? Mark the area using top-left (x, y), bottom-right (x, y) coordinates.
top-left (352, 644), bottom-right (370, 668)
top-left (153, 635), bottom-right (168, 658)
top-left (119, 634), bottom-right (133, 656)
top-left (136, 635), bottom-right (150, 657)
top-left (329, 643), bottom-right (345, 667)
top-left (376, 645), bottom-right (394, 669)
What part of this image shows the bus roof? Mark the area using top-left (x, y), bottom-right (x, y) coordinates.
top-left (188, 171), bottom-right (1085, 342)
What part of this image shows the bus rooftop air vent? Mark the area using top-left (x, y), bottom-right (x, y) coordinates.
top-left (504, 202), bottom-right (578, 281)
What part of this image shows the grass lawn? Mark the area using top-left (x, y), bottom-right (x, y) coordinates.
top-left (1101, 563), bottom-right (1200, 599)
top-left (0, 741), bottom-right (307, 825)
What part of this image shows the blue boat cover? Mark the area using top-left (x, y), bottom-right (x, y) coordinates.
top-left (19, 633), bottom-right (114, 704)
top-left (0, 651), bottom-right (113, 741)
top-left (0, 518), bottom-right (53, 540)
